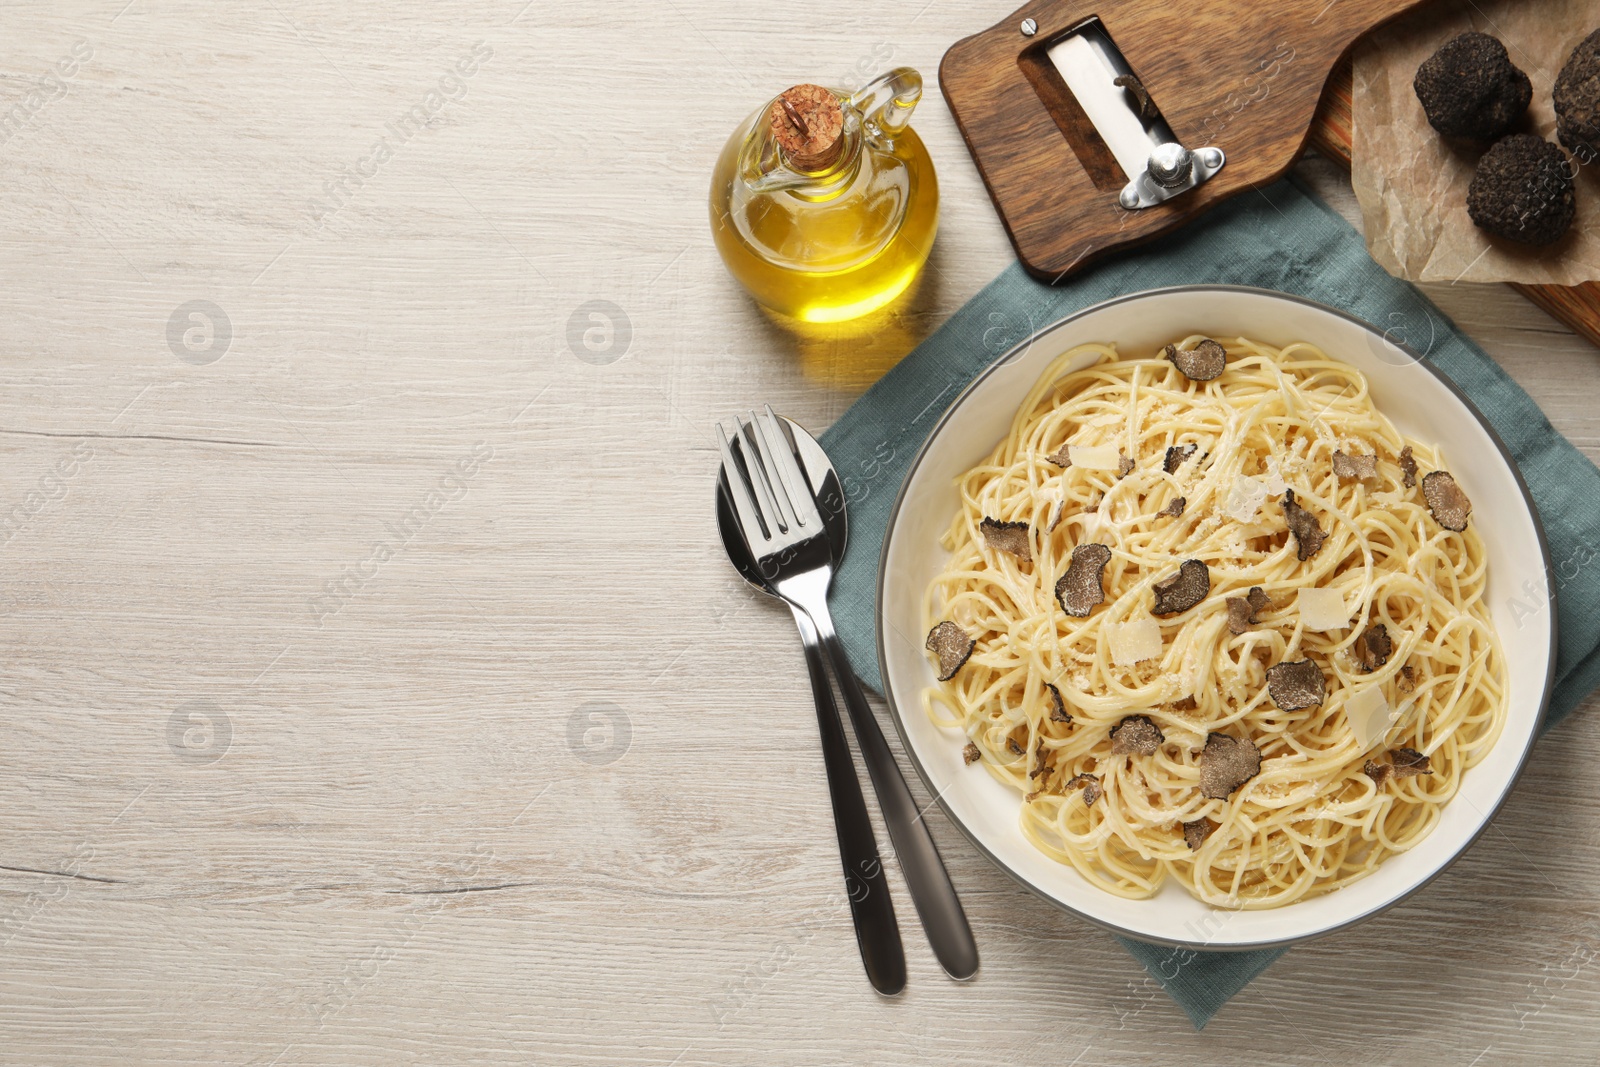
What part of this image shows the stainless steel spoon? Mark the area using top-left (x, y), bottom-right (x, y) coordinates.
top-left (716, 412), bottom-right (979, 983)
top-left (716, 415), bottom-right (906, 995)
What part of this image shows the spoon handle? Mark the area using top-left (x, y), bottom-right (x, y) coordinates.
top-left (789, 605), bottom-right (907, 996)
top-left (809, 600), bottom-right (980, 981)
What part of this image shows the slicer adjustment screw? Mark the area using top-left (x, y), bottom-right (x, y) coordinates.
top-left (1020, 18), bottom-right (1038, 36)
top-left (1147, 142), bottom-right (1193, 189)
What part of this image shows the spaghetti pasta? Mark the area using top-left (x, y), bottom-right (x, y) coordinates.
top-left (922, 337), bottom-right (1506, 909)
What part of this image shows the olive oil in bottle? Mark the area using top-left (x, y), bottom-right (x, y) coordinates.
top-left (710, 68), bottom-right (938, 323)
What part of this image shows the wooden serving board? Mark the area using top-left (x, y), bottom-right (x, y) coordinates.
top-left (941, 0), bottom-right (1600, 350)
top-left (1310, 60), bottom-right (1600, 350)
top-left (940, 0), bottom-right (1431, 280)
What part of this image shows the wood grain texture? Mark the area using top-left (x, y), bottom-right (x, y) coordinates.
top-left (940, 0), bottom-right (1426, 278)
top-left (0, 2), bottom-right (1596, 1064)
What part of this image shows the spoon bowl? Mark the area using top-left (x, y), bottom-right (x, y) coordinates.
top-left (716, 415), bottom-right (848, 590)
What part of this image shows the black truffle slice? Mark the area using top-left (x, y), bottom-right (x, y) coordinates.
top-left (925, 621), bottom-right (975, 681)
top-left (1413, 31), bottom-right (1532, 144)
top-left (1266, 659), bottom-right (1326, 710)
top-left (1332, 451), bottom-right (1377, 481)
top-left (1047, 446), bottom-right (1072, 468)
top-left (1392, 747), bottom-right (1433, 778)
top-left (1111, 714), bottom-right (1165, 756)
top-left (1355, 623), bottom-right (1393, 672)
top-left (1114, 73), bottom-right (1159, 122)
top-left (1199, 733), bottom-right (1261, 799)
top-left (1046, 682), bottom-right (1072, 724)
top-left (1007, 737), bottom-right (1024, 756)
top-left (1156, 496), bottom-right (1186, 519)
top-left (1363, 759), bottom-right (1394, 788)
top-left (1399, 445), bottom-right (1418, 489)
top-left (1164, 443), bottom-right (1197, 473)
top-left (1056, 543), bottom-right (1112, 617)
top-left (1064, 772), bottom-right (1103, 806)
top-left (1282, 489), bottom-right (1326, 561)
top-left (1118, 453), bottom-right (1135, 479)
top-left (1226, 586), bottom-right (1273, 635)
top-left (1398, 664), bottom-right (1416, 693)
top-left (1467, 135), bottom-right (1576, 247)
top-left (979, 517), bottom-right (1032, 562)
top-left (1152, 559), bottom-right (1210, 616)
top-left (1164, 339), bottom-right (1227, 381)
top-left (1422, 470), bottom-right (1472, 531)
top-left (1555, 28), bottom-right (1600, 163)
top-left (1049, 499), bottom-right (1066, 532)
top-left (963, 741), bottom-right (981, 765)
top-left (1183, 818), bottom-right (1216, 850)
top-left (1030, 746), bottom-right (1052, 779)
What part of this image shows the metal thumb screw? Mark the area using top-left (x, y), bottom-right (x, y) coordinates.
top-left (1147, 142), bottom-right (1194, 189)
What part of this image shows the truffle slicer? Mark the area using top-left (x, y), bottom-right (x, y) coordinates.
top-left (939, 0), bottom-right (1429, 281)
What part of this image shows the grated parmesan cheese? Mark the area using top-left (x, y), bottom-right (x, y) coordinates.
top-left (1262, 457), bottom-right (1287, 495)
top-left (1224, 475), bottom-right (1268, 522)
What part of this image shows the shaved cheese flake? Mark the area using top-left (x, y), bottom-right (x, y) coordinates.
top-left (1343, 685), bottom-right (1396, 749)
top-left (1297, 587), bottom-right (1349, 630)
top-left (1109, 616), bottom-right (1163, 667)
top-left (1068, 444), bottom-right (1121, 471)
top-left (1223, 475), bottom-right (1268, 522)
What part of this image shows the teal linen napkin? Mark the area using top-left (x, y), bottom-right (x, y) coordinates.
top-left (819, 176), bottom-right (1600, 1029)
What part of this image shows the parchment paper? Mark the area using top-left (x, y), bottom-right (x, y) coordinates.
top-left (1351, 0), bottom-right (1599, 284)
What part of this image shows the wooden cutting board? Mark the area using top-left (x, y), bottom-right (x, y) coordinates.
top-left (1311, 60), bottom-right (1600, 349)
top-left (941, 0), bottom-right (1431, 281)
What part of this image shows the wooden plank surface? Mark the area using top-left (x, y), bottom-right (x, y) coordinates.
top-left (0, 2), bottom-right (1597, 1064)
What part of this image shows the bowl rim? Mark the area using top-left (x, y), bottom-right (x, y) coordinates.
top-left (873, 283), bottom-right (1558, 951)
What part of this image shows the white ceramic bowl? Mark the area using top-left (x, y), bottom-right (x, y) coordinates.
top-left (876, 286), bottom-right (1555, 951)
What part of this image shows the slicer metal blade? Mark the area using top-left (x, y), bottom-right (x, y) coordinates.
top-left (1043, 19), bottom-right (1224, 210)
top-left (939, 0), bottom-right (1428, 280)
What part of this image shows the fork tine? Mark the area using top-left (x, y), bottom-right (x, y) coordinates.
top-left (718, 421), bottom-right (771, 548)
top-left (752, 408), bottom-right (802, 530)
top-left (739, 415), bottom-right (792, 534)
top-left (759, 405), bottom-right (820, 528)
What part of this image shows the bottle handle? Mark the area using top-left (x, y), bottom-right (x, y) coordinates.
top-left (847, 67), bottom-right (922, 145)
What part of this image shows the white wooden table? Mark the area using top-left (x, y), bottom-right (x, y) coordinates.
top-left (3, 2), bottom-right (1597, 1063)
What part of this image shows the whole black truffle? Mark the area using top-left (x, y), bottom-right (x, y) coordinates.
top-left (1413, 32), bottom-right (1532, 144)
top-left (1555, 29), bottom-right (1600, 164)
top-left (1466, 135), bottom-right (1575, 247)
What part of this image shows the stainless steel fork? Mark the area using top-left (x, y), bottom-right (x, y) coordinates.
top-left (717, 412), bottom-right (905, 995)
top-left (719, 406), bottom-right (979, 984)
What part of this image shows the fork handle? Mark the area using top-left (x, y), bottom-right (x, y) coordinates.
top-left (806, 600), bottom-right (980, 982)
top-left (790, 605), bottom-right (907, 996)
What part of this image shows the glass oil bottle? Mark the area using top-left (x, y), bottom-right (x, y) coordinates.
top-left (709, 68), bottom-right (938, 324)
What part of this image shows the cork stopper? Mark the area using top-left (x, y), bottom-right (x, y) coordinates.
top-left (769, 84), bottom-right (845, 172)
